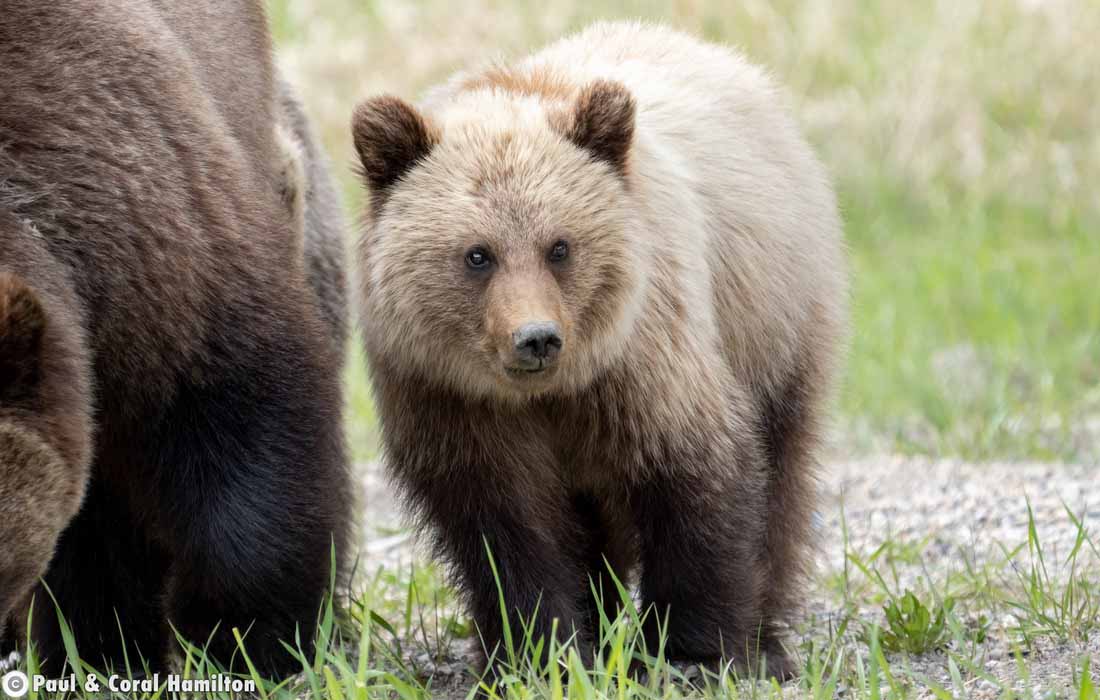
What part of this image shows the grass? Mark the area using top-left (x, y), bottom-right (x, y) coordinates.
top-left (5, 498), bottom-right (1097, 698)
top-left (1000, 504), bottom-right (1100, 646)
top-left (267, 0), bottom-right (1100, 463)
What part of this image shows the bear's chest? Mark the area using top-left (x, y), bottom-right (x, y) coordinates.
top-left (539, 392), bottom-right (661, 490)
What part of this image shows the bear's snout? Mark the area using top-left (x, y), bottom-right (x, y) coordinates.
top-left (509, 322), bottom-right (562, 372)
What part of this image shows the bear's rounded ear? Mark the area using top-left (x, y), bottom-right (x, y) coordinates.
top-left (0, 274), bottom-right (46, 403)
top-left (351, 96), bottom-right (438, 203)
top-left (562, 80), bottom-right (635, 176)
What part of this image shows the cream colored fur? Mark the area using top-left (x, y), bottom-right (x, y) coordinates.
top-left (362, 21), bottom-right (846, 405)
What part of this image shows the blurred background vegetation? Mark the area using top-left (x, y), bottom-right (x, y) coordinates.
top-left (268, 0), bottom-right (1099, 464)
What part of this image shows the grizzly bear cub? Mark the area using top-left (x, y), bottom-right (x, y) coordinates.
top-left (0, 0), bottom-right (349, 676)
top-left (353, 22), bottom-right (847, 678)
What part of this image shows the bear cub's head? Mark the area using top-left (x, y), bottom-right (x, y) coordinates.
top-left (353, 79), bottom-right (650, 400)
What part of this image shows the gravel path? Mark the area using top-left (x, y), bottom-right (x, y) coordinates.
top-left (822, 456), bottom-right (1098, 564)
top-left (359, 456), bottom-right (1099, 696)
top-left (816, 456), bottom-right (1099, 697)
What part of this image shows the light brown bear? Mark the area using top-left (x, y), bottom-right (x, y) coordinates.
top-left (352, 22), bottom-right (847, 679)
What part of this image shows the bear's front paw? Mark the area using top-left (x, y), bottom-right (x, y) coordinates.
top-left (757, 648), bottom-right (798, 682)
top-left (665, 648), bottom-right (799, 685)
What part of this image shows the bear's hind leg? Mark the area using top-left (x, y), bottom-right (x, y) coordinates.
top-left (160, 447), bottom-right (348, 676)
top-left (757, 362), bottom-right (826, 671)
top-left (153, 370), bottom-right (350, 678)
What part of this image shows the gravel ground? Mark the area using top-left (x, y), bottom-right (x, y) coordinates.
top-left (359, 456), bottom-right (1100, 697)
top-left (815, 456), bottom-right (1099, 698)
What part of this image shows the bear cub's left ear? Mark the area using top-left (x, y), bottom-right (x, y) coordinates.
top-left (351, 96), bottom-right (438, 201)
top-left (561, 80), bottom-right (636, 176)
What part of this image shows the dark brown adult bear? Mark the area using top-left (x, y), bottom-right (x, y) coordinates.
top-left (352, 22), bottom-right (847, 679)
top-left (0, 0), bottom-right (350, 677)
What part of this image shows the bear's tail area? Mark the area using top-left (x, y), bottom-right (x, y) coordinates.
top-left (0, 273), bottom-right (47, 406)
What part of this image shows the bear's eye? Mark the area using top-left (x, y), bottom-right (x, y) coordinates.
top-left (548, 240), bottom-right (570, 263)
top-left (465, 246), bottom-right (492, 270)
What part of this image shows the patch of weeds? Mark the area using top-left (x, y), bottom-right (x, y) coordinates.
top-left (828, 505), bottom-right (882, 611)
top-left (855, 626), bottom-right (909, 699)
top-left (1000, 502), bottom-right (1100, 646)
top-left (840, 517), bottom-right (991, 660)
top-left (798, 616), bottom-right (866, 700)
top-left (875, 590), bottom-right (954, 655)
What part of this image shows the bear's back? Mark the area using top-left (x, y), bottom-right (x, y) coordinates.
top-left (0, 0), bottom-right (321, 417)
top-left (144, 0), bottom-right (280, 178)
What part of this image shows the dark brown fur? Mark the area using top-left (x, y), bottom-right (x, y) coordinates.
top-left (372, 360), bottom-right (778, 670)
top-left (351, 97), bottom-right (439, 212)
top-left (0, 0), bottom-right (349, 676)
top-left (559, 80), bottom-right (635, 176)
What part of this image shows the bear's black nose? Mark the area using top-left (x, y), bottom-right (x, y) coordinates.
top-left (511, 322), bottom-right (563, 369)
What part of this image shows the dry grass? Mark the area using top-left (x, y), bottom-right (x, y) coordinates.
top-left (274, 0), bottom-right (1100, 216)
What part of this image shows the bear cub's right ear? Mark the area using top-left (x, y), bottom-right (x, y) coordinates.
top-left (351, 96), bottom-right (437, 202)
top-left (0, 274), bottom-right (46, 404)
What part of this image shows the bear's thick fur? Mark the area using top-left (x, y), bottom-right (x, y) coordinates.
top-left (0, 251), bottom-right (91, 650)
top-left (353, 22), bottom-right (847, 677)
top-left (276, 79), bottom-right (350, 351)
top-left (0, 0), bottom-right (350, 676)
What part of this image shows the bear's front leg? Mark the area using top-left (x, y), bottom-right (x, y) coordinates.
top-left (376, 372), bottom-right (592, 666)
top-left (631, 431), bottom-right (792, 679)
top-left (405, 465), bottom-right (588, 667)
